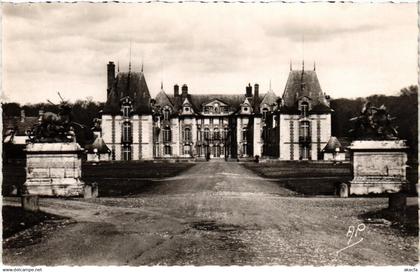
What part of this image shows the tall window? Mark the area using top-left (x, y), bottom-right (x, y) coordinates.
top-left (262, 108), bottom-right (269, 120)
top-left (242, 128), bottom-right (248, 142)
top-left (123, 145), bottom-right (131, 161)
top-left (163, 127), bottom-right (171, 142)
top-left (183, 127), bottom-right (192, 142)
top-left (204, 128), bottom-right (210, 140)
top-left (122, 105), bottom-right (131, 118)
top-left (164, 145), bottom-right (171, 155)
top-left (301, 146), bottom-right (310, 160)
top-left (300, 121), bottom-right (310, 138)
top-left (183, 145), bottom-right (191, 155)
top-left (213, 128), bottom-right (220, 140)
top-left (301, 102), bottom-right (309, 117)
top-left (122, 122), bottom-right (132, 142)
top-left (222, 128), bottom-right (228, 140)
top-left (163, 109), bottom-right (170, 120)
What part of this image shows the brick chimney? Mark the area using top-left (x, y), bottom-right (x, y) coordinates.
top-left (254, 83), bottom-right (259, 99)
top-left (245, 83), bottom-right (252, 97)
top-left (20, 109), bottom-right (25, 122)
top-left (174, 84), bottom-right (179, 97)
top-left (181, 84), bottom-right (188, 97)
top-left (107, 61), bottom-right (115, 96)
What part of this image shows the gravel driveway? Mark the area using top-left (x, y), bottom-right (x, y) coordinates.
top-left (3, 161), bottom-right (418, 266)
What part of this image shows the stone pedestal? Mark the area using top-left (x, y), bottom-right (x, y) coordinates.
top-left (24, 142), bottom-right (85, 196)
top-left (348, 140), bottom-right (408, 195)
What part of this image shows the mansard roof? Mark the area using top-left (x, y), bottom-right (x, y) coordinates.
top-left (281, 69), bottom-right (331, 113)
top-left (103, 71), bottom-right (152, 115)
top-left (153, 93), bottom-right (265, 116)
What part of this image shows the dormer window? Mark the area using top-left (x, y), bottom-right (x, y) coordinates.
top-left (301, 102), bottom-right (309, 117)
top-left (262, 108), bottom-right (269, 120)
top-left (214, 103), bottom-right (219, 113)
top-left (163, 109), bottom-right (170, 120)
top-left (122, 105), bottom-right (131, 118)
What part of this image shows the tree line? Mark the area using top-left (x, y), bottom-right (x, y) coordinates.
top-left (2, 85), bottom-right (418, 161)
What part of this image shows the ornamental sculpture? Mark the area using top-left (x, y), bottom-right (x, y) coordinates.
top-left (349, 102), bottom-right (398, 140)
top-left (28, 93), bottom-right (75, 143)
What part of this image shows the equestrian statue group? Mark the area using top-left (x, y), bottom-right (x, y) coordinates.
top-left (28, 92), bottom-right (83, 143)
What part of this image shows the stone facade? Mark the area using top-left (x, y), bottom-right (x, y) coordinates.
top-left (100, 61), bottom-right (332, 161)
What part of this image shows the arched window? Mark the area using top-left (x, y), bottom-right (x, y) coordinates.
top-left (301, 102), bottom-right (309, 117)
top-left (122, 122), bottom-right (132, 142)
top-left (214, 103), bottom-right (220, 114)
top-left (163, 127), bottom-right (171, 142)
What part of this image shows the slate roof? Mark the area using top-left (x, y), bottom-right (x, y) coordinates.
top-left (85, 136), bottom-right (111, 154)
top-left (155, 89), bottom-right (173, 108)
top-left (281, 70), bottom-right (331, 113)
top-left (154, 92), bottom-right (267, 116)
top-left (103, 72), bottom-right (152, 115)
top-left (322, 136), bottom-right (345, 153)
top-left (260, 89), bottom-right (278, 107)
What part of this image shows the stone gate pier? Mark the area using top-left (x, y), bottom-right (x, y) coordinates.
top-left (24, 142), bottom-right (85, 196)
top-left (348, 140), bottom-right (409, 195)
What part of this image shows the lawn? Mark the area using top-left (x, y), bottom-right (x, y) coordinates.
top-left (82, 161), bottom-right (195, 197)
top-left (243, 161), bottom-right (352, 195)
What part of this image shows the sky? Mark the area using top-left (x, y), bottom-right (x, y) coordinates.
top-left (2, 3), bottom-right (417, 104)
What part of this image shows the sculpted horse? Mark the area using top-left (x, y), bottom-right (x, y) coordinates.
top-left (29, 100), bottom-right (74, 143)
top-left (349, 102), bottom-right (398, 140)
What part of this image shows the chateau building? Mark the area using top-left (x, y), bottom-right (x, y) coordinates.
top-left (100, 61), bottom-right (332, 161)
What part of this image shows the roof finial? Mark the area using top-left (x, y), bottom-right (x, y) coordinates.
top-left (161, 81), bottom-right (163, 90)
top-left (302, 59), bottom-right (305, 72)
top-left (269, 79), bottom-right (272, 92)
top-left (117, 60), bottom-right (120, 73)
top-left (129, 40), bottom-right (132, 73)
top-left (313, 61), bottom-right (316, 71)
top-left (141, 62), bottom-right (144, 73)
top-left (290, 60), bottom-right (292, 71)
